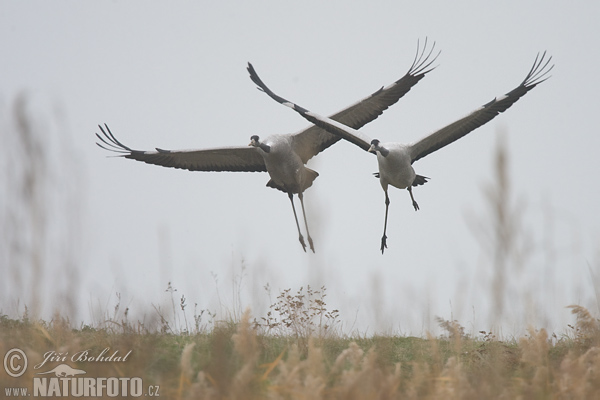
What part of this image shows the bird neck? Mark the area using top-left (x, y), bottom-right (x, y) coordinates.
top-left (258, 143), bottom-right (271, 153)
top-left (378, 146), bottom-right (389, 157)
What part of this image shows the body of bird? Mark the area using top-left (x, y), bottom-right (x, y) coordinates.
top-left (254, 134), bottom-right (318, 194)
top-left (374, 142), bottom-right (415, 191)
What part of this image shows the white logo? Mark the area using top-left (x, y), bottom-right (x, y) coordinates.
top-left (36, 363), bottom-right (86, 377)
top-left (3, 348), bottom-right (159, 397)
top-left (4, 348), bottom-right (28, 378)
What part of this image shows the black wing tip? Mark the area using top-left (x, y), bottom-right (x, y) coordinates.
top-left (364, 38), bottom-right (440, 105)
top-left (247, 61), bottom-right (266, 92)
top-left (523, 51), bottom-right (554, 88)
top-left (95, 123), bottom-right (133, 154)
top-left (408, 37), bottom-right (441, 77)
top-left (246, 62), bottom-right (312, 115)
top-left (246, 62), bottom-right (258, 80)
top-left (483, 51), bottom-right (554, 109)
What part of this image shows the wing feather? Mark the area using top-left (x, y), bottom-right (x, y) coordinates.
top-left (247, 66), bottom-right (373, 151)
top-left (95, 124), bottom-right (266, 172)
top-left (409, 52), bottom-right (553, 163)
top-left (248, 38), bottom-right (439, 162)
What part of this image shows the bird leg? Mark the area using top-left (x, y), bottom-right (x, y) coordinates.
top-left (381, 190), bottom-right (390, 254)
top-left (288, 193), bottom-right (307, 252)
top-left (408, 186), bottom-right (420, 211)
top-left (298, 192), bottom-right (315, 253)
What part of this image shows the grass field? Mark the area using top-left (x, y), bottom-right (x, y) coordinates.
top-left (1, 295), bottom-right (599, 399)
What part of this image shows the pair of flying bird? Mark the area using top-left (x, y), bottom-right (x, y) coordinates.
top-left (97, 41), bottom-right (553, 254)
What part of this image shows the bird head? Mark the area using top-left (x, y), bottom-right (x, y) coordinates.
top-left (249, 135), bottom-right (270, 153)
top-left (249, 135), bottom-right (260, 147)
top-left (369, 139), bottom-right (380, 154)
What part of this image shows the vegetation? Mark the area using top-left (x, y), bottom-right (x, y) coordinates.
top-left (1, 289), bottom-right (600, 399)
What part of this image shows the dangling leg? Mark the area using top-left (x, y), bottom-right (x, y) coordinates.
top-left (381, 189), bottom-right (390, 254)
top-left (408, 186), bottom-right (419, 211)
top-left (288, 192), bottom-right (307, 252)
top-left (297, 192), bottom-right (315, 253)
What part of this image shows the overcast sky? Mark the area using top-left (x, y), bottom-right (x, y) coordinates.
top-left (2, 1), bottom-right (599, 335)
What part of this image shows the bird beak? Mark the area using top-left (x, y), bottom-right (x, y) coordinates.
top-left (368, 144), bottom-right (377, 154)
top-left (248, 140), bottom-right (255, 147)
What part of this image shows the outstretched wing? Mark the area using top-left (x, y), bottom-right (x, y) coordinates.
top-left (247, 65), bottom-right (374, 152)
top-left (409, 52), bottom-right (553, 164)
top-left (96, 124), bottom-right (266, 172)
top-left (249, 38), bottom-right (439, 162)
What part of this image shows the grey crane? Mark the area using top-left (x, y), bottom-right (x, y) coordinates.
top-left (96, 39), bottom-right (438, 252)
top-left (247, 52), bottom-right (553, 253)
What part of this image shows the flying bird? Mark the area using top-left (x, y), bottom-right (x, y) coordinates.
top-left (247, 52), bottom-right (553, 253)
top-left (96, 39), bottom-right (438, 252)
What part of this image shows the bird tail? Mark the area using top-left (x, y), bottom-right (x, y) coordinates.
top-left (302, 168), bottom-right (319, 191)
top-left (372, 172), bottom-right (429, 187)
top-left (412, 175), bottom-right (429, 186)
top-left (265, 168), bottom-right (319, 193)
top-left (266, 179), bottom-right (285, 192)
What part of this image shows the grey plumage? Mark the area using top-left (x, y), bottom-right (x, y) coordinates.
top-left (96, 39), bottom-right (438, 252)
top-left (248, 51), bottom-right (553, 253)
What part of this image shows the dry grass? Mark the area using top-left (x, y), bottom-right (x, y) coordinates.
top-left (1, 304), bottom-right (600, 399)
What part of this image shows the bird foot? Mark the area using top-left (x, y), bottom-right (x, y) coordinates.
top-left (380, 235), bottom-right (388, 254)
top-left (412, 201), bottom-right (420, 211)
top-left (298, 235), bottom-right (307, 252)
top-left (307, 236), bottom-right (315, 253)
